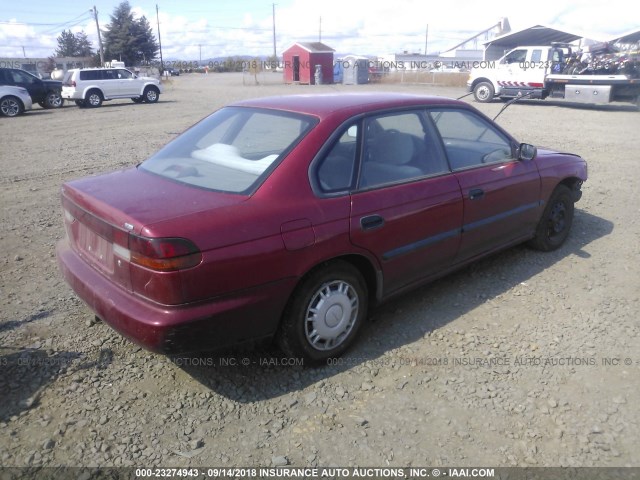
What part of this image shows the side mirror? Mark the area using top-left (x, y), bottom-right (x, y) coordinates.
top-left (518, 143), bottom-right (537, 161)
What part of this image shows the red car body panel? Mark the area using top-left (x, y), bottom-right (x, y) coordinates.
top-left (56, 93), bottom-right (587, 354)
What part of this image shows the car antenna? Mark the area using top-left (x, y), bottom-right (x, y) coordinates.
top-left (492, 91), bottom-right (535, 121)
top-left (456, 92), bottom-right (474, 100)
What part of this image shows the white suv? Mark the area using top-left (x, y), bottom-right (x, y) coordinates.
top-left (61, 68), bottom-right (163, 108)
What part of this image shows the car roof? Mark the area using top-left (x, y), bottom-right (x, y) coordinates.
top-left (68, 67), bottom-right (128, 71)
top-left (230, 92), bottom-right (466, 119)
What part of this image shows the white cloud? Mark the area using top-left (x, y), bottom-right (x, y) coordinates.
top-left (1, 1), bottom-right (636, 61)
top-left (0, 20), bottom-right (54, 57)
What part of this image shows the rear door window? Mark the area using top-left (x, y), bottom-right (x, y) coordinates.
top-left (80, 70), bottom-right (100, 81)
top-left (358, 111), bottom-right (449, 189)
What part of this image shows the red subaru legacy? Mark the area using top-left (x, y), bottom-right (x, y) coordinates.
top-left (57, 93), bottom-right (587, 362)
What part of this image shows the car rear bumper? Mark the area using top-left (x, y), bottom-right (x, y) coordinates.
top-left (61, 90), bottom-right (82, 100)
top-left (56, 239), bottom-right (293, 355)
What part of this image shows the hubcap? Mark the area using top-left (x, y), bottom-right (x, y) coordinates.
top-left (547, 201), bottom-right (567, 237)
top-left (477, 86), bottom-right (489, 100)
top-left (89, 94), bottom-right (100, 106)
top-left (146, 90), bottom-right (157, 101)
top-left (48, 93), bottom-right (62, 107)
top-left (1, 99), bottom-right (19, 116)
top-left (305, 280), bottom-right (359, 351)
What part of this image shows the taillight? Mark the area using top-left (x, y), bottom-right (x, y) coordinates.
top-left (72, 81), bottom-right (76, 87)
top-left (62, 195), bottom-right (201, 272)
top-left (128, 235), bottom-right (201, 271)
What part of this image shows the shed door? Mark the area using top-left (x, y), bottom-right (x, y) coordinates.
top-left (293, 56), bottom-right (300, 82)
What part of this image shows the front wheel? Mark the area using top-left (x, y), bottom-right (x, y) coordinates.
top-left (473, 81), bottom-right (495, 103)
top-left (528, 185), bottom-right (574, 251)
top-left (143, 86), bottom-right (159, 103)
top-left (277, 261), bottom-right (368, 364)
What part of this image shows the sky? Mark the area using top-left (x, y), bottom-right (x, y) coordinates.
top-left (0, 0), bottom-right (638, 61)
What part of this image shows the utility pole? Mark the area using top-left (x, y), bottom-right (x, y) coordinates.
top-left (424, 24), bottom-right (429, 55)
top-left (319, 16), bottom-right (322, 43)
top-left (156, 4), bottom-right (164, 74)
top-left (93, 6), bottom-right (104, 65)
top-left (272, 3), bottom-right (277, 61)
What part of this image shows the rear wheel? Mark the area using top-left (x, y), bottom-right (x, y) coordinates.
top-left (85, 90), bottom-right (103, 108)
top-left (473, 81), bottom-right (495, 103)
top-left (75, 100), bottom-right (85, 107)
top-left (143, 86), bottom-right (159, 103)
top-left (277, 261), bottom-right (368, 364)
top-left (0, 96), bottom-right (23, 117)
top-left (528, 185), bottom-right (574, 251)
top-left (44, 91), bottom-right (63, 108)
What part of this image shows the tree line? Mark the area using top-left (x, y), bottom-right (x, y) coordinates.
top-left (55, 1), bottom-right (158, 66)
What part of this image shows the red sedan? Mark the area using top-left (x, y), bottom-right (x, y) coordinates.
top-left (57, 93), bottom-right (587, 362)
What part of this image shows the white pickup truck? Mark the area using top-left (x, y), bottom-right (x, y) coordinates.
top-left (468, 44), bottom-right (640, 108)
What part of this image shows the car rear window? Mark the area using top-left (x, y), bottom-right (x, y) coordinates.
top-left (140, 107), bottom-right (317, 193)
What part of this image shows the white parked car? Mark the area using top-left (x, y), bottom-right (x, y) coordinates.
top-left (61, 68), bottom-right (163, 108)
top-left (0, 85), bottom-right (33, 117)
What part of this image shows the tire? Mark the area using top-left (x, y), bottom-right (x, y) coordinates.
top-left (0, 96), bottom-right (23, 117)
top-left (528, 185), bottom-right (574, 251)
top-left (143, 86), bottom-right (159, 103)
top-left (44, 91), bottom-right (63, 108)
top-left (75, 100), bottom-right (86, 107)
top-left (277, 261), bottom-right (368, 364)
top-left (85, 90), bottom-right (103, 108)
top-left (131, 97), bottom-right (144, 103)
top-left (473, 81), bottom-right (495, 103)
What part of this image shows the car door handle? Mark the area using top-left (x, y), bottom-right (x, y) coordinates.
top-left (360, 215), bottom-right (385, 231)
top-left (469, 189), bottom-right (485, 200)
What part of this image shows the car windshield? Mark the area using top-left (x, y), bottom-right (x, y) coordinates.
top-left (140, 106), bottom-right (317, 193)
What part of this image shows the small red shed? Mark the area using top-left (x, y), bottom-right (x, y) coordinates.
top-left (283, 42), bottom-right (335, 85)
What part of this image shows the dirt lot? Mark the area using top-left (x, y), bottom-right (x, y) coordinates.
top-left (1, 73), bottom-right (639, 470)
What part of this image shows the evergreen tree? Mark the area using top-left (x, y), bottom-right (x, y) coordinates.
top-left (75, 31), bottom-right (94, 57)
top-left (55, 30), bottom-right (94, 57)
top-left (103, 1), bottom-right (159, 66)
top-left (133, 16), bottom-right (159, 64)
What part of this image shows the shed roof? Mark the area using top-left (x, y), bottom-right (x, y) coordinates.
top-left (285, 42), bottom-right (335, 53)
top-left (609, 29), bottom-right (640, 44)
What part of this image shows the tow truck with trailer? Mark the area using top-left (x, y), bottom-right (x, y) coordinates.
top-left (468, 43), bottom-right (640, 108)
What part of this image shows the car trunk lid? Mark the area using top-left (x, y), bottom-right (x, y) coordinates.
top-left (61, 167), bottom-right (247, 299)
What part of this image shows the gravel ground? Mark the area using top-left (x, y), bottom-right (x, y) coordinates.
top-left (0, 73), bottom-right (639, 470)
